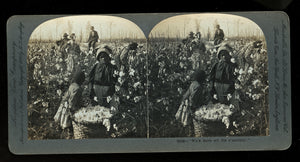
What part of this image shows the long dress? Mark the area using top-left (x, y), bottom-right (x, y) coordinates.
top-left (66, 42), bottom-right (81, 74)
top-left (88, 62), bottom-right (117, 107)
top-left (54, 83), bottom-right (83, 138)
top-left (209, 60), bottom-right (237, 104)
top-left (175, 81), bottom-right (210, 137)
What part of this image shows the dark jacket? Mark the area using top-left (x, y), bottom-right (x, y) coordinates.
top-left (89, 62), bottom-right (117, 87)
top-left (214, 29), bottom-right (224, 45)
top-left (209, 60), bottom-right (236, 85)
top-left (182, 81), bottom-right (210, 112)
top-left (88, 30), bottom-right (99, 43)
top-left (66, 42), bottom-right (81, 55)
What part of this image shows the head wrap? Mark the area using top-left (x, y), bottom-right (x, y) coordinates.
top-left (73, 69), bottom-right (85, 85)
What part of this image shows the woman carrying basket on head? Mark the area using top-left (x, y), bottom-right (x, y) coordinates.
top-left (54, 70), bottom-right (85, 139)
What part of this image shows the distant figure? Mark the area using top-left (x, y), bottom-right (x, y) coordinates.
top-left (88, 47), bottom-right (117, 107)
top-left (87, 26), bottom-right (99, 53)
top-left (116, 42), bottom-right (138, 69)
top-left (213, 24), bottom-right (225, 45)
top-left (190, 32), bottom-right (206, 70)
top-left (54, 69), bottom-right (85, 139)
top-left (56, 33), bottom-right (70, 59)
top-left (66, 33), bottom-right (81, 73)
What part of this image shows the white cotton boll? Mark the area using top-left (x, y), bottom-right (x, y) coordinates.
top-left (179, 62), bottom-right (184, 68)
top-left (110, 106), bottom-right (117, 113)
top-left (129, 70), bottom-right (135, 76)
top-left (227, 93), bottom-right (232, 101)
top-left (239, 68), bottom-right (245, 75)
top-left (106, 96), bottom-right (112, 103)
top-left (55, 64), bottom-right (60, 70)
top-left (213, 94), bottom-right (218, 100)
top-left (115, 85), bottom-right (120, 92)
top-left (248, 67), bottom-right (254, 74)
top-left (103, 119), bottom-right (110, 131)
top-left (133, 82), bottom-right (141, 89)
top-left (177, 87), bottom-right (183, 94)
top-left (234, 83), bottom-right (241, 90)
top-left (111, 60), bottom-right (116, 65)
top-left (252, 79), bottom-right (261, 88)
top-left (42, 102), bottom-right (49, 108)
top-left (234, 68), bottom-right (239, 73)
top-left (134, 96), bottom-right (141, 103)
top-left (64, 101), bottom-right (68, 108)
top-left (119, 71), bottom-right (125, 77)
top-left (113, 70), bottom-right (119, 77)
top-left (237, 75), bottom-right (243, 82)
top-left (222, 117), bottom-right (230, 129)
top-left (113, 123), bottom-right (118, 131)
top-left (233, 121), bottom-right (239, 128)
top-left (230, 58), bottom-right (236, 63)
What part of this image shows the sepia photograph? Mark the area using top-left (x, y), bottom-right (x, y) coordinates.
top-left (147, 14), bottom-right (269, 137)
top-left (27, 15), bottom-right (148, 139)
top-left (27, 14), bottom-right (269, 140)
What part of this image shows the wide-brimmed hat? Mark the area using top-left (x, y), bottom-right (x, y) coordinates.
top-left (129, 42), bottom-right (138, 50)
top-left (70, 33), bottom-right (76, 39)
top-left (189, 31), bottom-right (194, 36)
top-left (73, 69), bottom-right (85, 85)
top-left (96, 46), bottom-right (112, 61)
top-left (192, 69), bottom-right (206, 83)
top-left (63, 33), bottom-right (68, 38)
top-left (217, 44), bottom-right (233, 60)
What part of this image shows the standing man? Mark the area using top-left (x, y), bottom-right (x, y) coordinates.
top-left (213, 24), bottom-right (225, 45)
top-left (87, 26), bottom-right (99, 53)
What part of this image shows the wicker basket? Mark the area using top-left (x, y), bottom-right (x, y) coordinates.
top-left (72, 106), bottom-right (113, 139)
top-left (72, 121), bottom-right (108, 139)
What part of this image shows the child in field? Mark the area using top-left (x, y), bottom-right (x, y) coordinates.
top-left (175, 69), bottom-right (210, 137)
top-left (54, 69), bottom-right (85, 139)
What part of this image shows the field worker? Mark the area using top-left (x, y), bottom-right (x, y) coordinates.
top-left (56, 33), bottom-right (70, 60)
top-left (175, 69), bottom-right (210, 137)
top-left (87, 26), bottom-right (99, 53)
top-left (116, 42), bottom-right (138, 69)
top-left (190, 32), bottom-right (207, 70)
top-left (88, 47), bottom-right (117, 107)
top-left (209, 44), bottom-right (237, 104)
top-left (213, 24), bottom-right (225, 45)
top-left (66, 33), bottom-right (81, 74)
top-left (185, 32), bottom-right (195, 57)
top-left (54, 69), bottom-right (85, 139)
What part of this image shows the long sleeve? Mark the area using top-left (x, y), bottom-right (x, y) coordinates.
top-left (182, 84), bottom-right (192, 101)
top-left (88, 63), bottom-right (97, 96)
top-left (68, 84), bottom-right (83, 113)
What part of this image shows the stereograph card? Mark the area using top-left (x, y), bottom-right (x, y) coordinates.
top-left (7, 12), bottom-right (291, 154)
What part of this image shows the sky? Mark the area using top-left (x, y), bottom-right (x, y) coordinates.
top-left (29, 15), bottom-right (146, 41)
top-left (149, 13), bottom-right (265, 39)
top-left (29, 14), bottom-right (265, 41)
